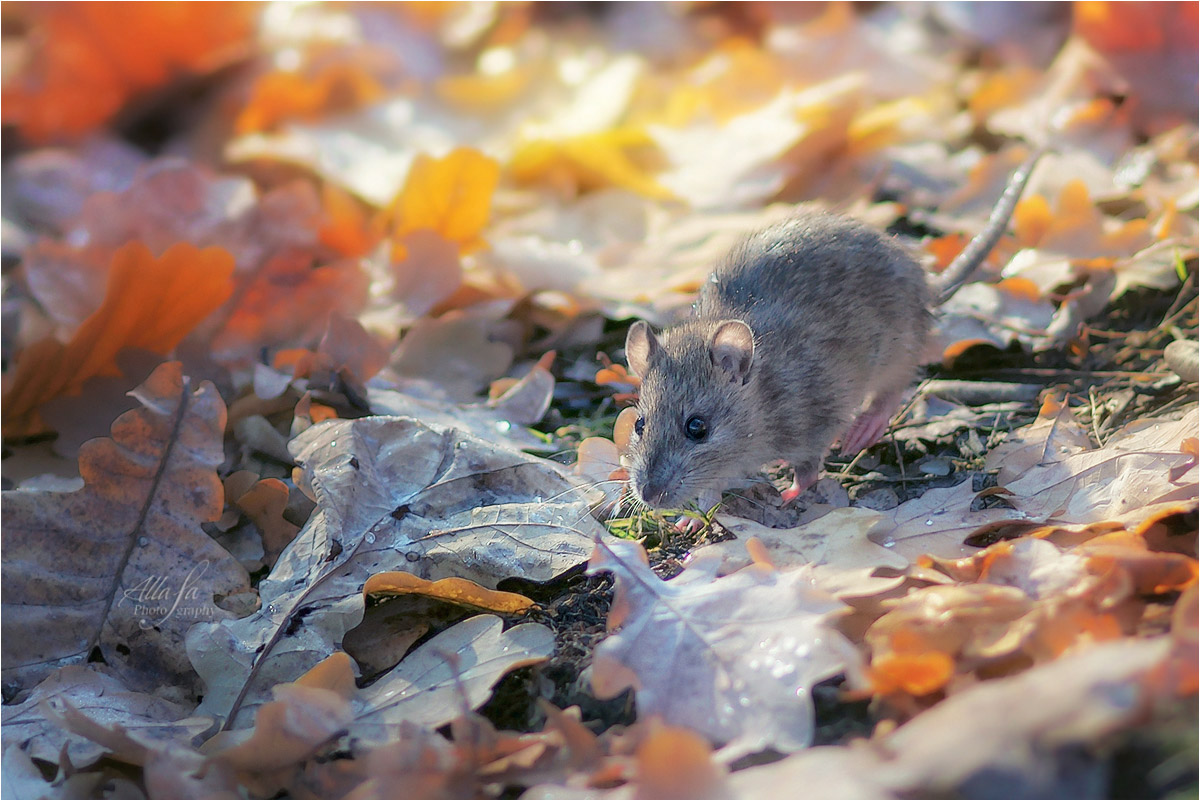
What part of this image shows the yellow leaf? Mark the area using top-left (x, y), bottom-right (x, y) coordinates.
top-left (388, 148), bottom-right (500, 254)
top-left (510, 128), bottom-right (674, 200)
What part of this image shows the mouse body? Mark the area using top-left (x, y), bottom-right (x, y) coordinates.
top-left (624, 213), bottom-right (930, 511)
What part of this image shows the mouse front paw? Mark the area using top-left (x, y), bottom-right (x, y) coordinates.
top-left (780, 464), bottom-right (819, 504)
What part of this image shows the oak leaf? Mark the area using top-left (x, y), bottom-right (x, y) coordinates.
top-left (3, 242), bottom-right (234, 435)
top-left (187, 415), bottom-right (602, 728)
top-left (0, 665), bottom-right (210, 769)
top-left (588, 538), bottom-right (853, 757)
top-left (1, 362), bottom-right (251, 694)
top-left (731, 637), bottom-right (1180, 798)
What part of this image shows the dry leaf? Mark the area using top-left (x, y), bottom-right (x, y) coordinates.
top-left (589, 538), bottom-right (853, 757)
top-left (0, 665), bottom-right (210, 769)
top-left (363, 572), bottom-right (535, 615)
top-left (2, 3), bottom-right (253, 142)
top-left (228, 476), bottom-right (302, 568)
top-left (4, 242), bottom-right (234, 435)
top-left (188, 415), bottom-right (601, 727)
top-left (390, 309), bottom-right (515, 401)
top-left (353, 615), bottom-right (554, 745)
top-left (731, 636), bottom-right (1180, 798)
top-left (2, 362), bottom-right (250, 694)
top-left (386, 148), bottom-right (501, 256)
top-left (235, 60), bottom-right (386, 136)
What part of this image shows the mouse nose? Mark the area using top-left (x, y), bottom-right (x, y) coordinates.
top-left (637, 479), bottom-right (671, 508)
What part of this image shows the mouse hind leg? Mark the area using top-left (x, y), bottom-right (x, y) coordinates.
top-left (839, 353), bottom-right (920, 455)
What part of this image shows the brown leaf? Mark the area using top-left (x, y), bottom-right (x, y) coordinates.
top-left (3, 242), bottom-right (235, 435)
top-left (229, 476), bottom-right (303, 568)
top-left (212, 654), bottom-right (356, 773)
top-left (1, 362), bottom-right (251, 694)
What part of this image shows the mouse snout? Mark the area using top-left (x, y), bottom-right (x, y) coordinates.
top-left (636, 477), bottom-right (672, 508)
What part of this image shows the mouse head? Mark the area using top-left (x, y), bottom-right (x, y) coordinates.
top-left (622, 318), bottom-right (763, 509)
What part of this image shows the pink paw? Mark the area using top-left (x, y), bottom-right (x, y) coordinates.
top-left (780, 466), bottom-right (819, 505)
top-left (673, 515), bottom-right (705, 535)
top-left (840, 410), bottom-right (891, 455)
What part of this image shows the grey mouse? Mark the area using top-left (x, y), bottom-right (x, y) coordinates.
top-left (623, 149), bottom-right (1042, 513)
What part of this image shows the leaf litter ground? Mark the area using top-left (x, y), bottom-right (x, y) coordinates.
top-left (2, 3), bottom-right (1198, 799)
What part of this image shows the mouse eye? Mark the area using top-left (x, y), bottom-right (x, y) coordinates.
top-left (634, 415), bottom-right (645, 437)
top-left (684, 415), bottom-right (708, 442)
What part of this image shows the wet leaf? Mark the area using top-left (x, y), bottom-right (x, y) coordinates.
top-left (188, 415), bottom-right (601, 727)
top-left (588, 538), bottom-right (853, 757)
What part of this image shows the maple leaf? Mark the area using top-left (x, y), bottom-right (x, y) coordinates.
top-left (1, 362), bottom-right (250, 695)
top-left (3, 241), bottom-right (234, 436)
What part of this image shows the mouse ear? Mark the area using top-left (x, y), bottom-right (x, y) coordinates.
top-left (709, 320), bottom-right (754, 384)
top-left (625, 320), bottom-right (658, 377)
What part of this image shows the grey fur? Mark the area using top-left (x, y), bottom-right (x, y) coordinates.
top-left (624, 213), bottom-right (931, 509)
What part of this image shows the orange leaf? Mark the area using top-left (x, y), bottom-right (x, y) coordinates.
top-left (3, 2), bottom-right (254, 142)
top-left (1013, 193), bottom-right (1053, 247)
top-left (1074, 1), bottom-right (1198, 53)
top-left (634, 722), bottom-right (726, 798)
top-left (318, 183), bottom-right (381, 258)
top-left (387, 148), bottom-right (501, 254)
top-left (4, 242), bottom-right (235, 435)
top-left (363, 572), bottom-right (535, 615)
top-left (869, 650), bottom-right (955, 696)
top-left (234, 61), bottom-right (385, 135)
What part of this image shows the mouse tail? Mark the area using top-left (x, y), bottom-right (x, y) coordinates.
top-left (934, 144), bottom-right (1048, 306)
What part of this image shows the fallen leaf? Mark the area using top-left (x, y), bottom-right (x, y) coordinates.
top-left (386, 148), bottom-right (501, 256)
top-left (712, 508), bottom-right (908, 578)
top-left (212, 654), bottom-right (355, 772)
top-left (188, 415), bottom-right (602, 728)
top-left (367, 385), bottom-right (548, 451)
top-left (390, 309), bottom-right (515, 401)
top-left (387, 229), bottom-right (466, 317)
top-left (0, 665), bottom-right (210, 768)
top-left (228, 475), bottom-right (302, 568)
top-left (2, 3), bottom-right (254, 142)
top-left (363, 572), bottom-right (535, 615)
top-left (3, 242), bottom-right (234, 435)
top-left (589, 538), bottom-right (853, 757)
top-left (234, 60), bottom-right (386, 136)
top-left (732, 636), bottom-right (1180, 798)
top-left (632, 721), bottom-right (729, 799)
top-left (2, 362), bottom-right (250, 694)
top-left (353, 615), bottom-right (554, 745)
